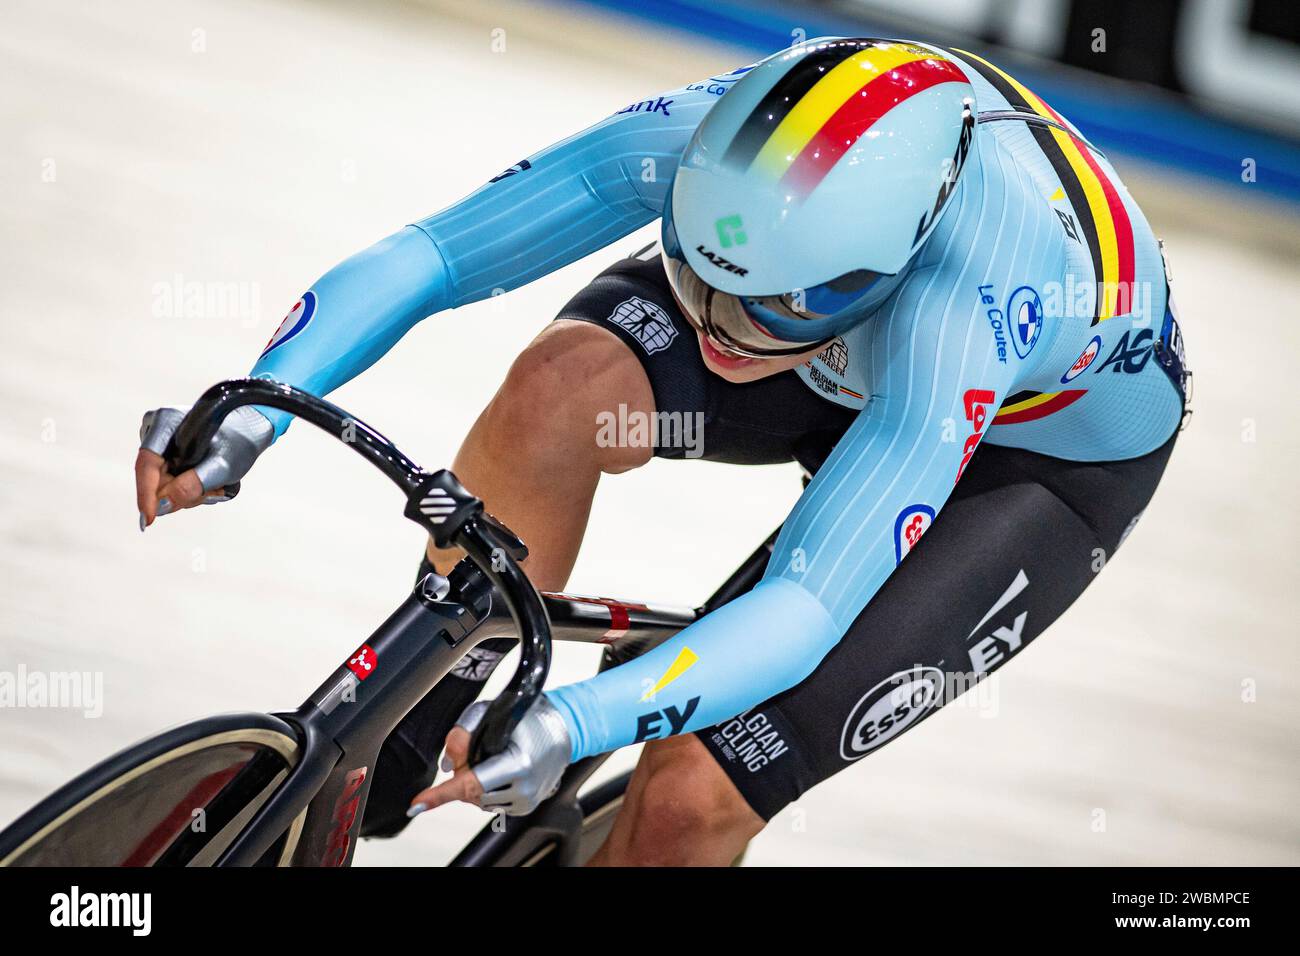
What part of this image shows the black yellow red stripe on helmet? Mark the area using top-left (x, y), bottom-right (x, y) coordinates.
top-left (954, 49), bottom-right (1135, 325)
top-left (723, 39), bottom-right (968, 201)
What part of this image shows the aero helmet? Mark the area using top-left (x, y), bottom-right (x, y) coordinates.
top-left (662, 38), bottom-right (977, 357)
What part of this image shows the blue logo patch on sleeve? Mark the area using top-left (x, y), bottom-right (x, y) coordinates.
top-left (261, 290), bottom-right (317, 358)
top-left (1007, 286), bottom-right (1042, 359)
top-left (1061, 334), bottom-right (1102, 383)
top-left (894, 504), bottom-right (936, 564)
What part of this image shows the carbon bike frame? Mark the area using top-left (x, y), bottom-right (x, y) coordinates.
top-left (191, 379), bottom-right (784, 865)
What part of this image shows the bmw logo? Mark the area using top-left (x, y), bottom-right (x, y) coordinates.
top-left (1007, 286), bottom-right (1042, 359)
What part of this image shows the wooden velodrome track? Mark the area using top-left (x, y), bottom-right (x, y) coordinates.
top-left (1, 0), bottom-right (1296, 865)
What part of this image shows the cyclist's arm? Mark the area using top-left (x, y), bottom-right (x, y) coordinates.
top-left (547, 271), bottom-right (1020, 761)
top-left (249, 73), bottom-right (745, 437)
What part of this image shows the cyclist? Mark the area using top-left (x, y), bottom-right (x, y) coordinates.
top-left (136, 38), bottom-right (1190, 865)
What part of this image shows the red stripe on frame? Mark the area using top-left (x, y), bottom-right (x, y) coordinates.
top-left (606, 604), bottom-right (630, 637)
top-left (780, 58), bottom-right (968, 199)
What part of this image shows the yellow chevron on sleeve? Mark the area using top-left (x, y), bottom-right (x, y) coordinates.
top-left (640, 646), bottom-right (699, 701)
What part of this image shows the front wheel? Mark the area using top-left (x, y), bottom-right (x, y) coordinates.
top-left (0, 713), bottom-right (301, 866)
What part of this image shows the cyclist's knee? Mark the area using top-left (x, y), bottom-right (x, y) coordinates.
top-left (620, 736), bottom-right (762, 865)
top-left (492, 321), bottom-right (653, 473)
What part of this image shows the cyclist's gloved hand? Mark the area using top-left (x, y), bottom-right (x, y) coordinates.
top-left (406, 695), bottom-right (571, 818)
top-left (135, 405), bottom-right (273, 529)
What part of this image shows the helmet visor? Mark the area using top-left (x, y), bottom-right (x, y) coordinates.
top-left (660, 210), bottom-right (888, 359)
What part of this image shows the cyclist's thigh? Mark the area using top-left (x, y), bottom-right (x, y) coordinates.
top-left (696, 434), bottom-right (1178, 821)
top-left (557, 244), bottom-right (856, 463)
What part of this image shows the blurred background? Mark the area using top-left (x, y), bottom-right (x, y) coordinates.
top-left (1, 0), bottom-right (1296, 865)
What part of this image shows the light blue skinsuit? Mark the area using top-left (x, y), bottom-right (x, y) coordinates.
top-left (249, 42), bottom-right (1187, 764)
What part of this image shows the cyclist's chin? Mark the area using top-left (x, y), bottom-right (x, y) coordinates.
top-left (695, 331), bottom-right (820, 383)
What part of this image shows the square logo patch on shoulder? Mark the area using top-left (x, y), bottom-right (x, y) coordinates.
top-left (606, 296), bottom-right (678, 355)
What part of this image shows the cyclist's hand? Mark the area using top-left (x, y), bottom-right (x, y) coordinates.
top-left (136, 405), bottom-right (273, 528)
top-left (407, 695), bottom-right (571, 818)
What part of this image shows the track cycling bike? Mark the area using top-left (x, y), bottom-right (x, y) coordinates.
top-left (0, 379), bottom-right (815, 866)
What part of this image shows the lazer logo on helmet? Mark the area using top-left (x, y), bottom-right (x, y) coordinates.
top-left (714, 214), bottom-right (747, 248)
top-left (955, 388), bottom-right (995, 484)
top-left (696, 245), bottom-right (748, 276)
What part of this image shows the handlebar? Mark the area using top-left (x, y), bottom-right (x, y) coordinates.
top-left (165, 378), bottom-right (551, 764)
